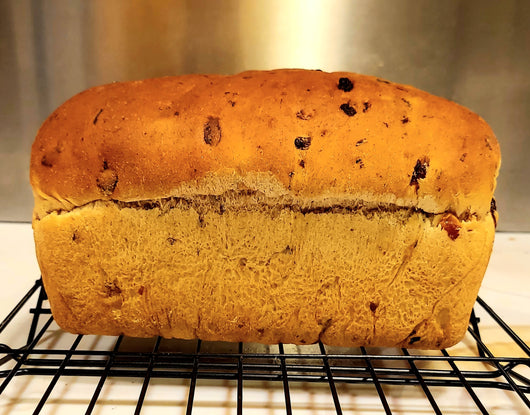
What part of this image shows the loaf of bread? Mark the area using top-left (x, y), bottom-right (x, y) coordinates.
top-left (30, 69), bottom-right (500, 349)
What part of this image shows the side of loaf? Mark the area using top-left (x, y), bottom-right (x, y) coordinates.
top-left (30, 69), bottom-right (500, 349)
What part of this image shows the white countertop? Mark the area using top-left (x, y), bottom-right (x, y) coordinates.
top-left (0, 222), bottom-right (529, 414)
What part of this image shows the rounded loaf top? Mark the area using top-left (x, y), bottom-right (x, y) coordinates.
top-left (30, 69), bottom-right (500, 218)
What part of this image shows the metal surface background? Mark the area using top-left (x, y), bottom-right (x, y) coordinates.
top-left (1, 0), bottom-right (529, 230)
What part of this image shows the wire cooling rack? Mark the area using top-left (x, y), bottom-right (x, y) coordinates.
top-left (0, 279), bottom-right (529, 414)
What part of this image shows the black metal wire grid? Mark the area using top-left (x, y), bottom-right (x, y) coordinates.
top-left (0, 278), bottom-right (529, 414)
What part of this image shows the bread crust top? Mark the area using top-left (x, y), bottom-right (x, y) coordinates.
top-left (30, 69), bottom-right (500, 219)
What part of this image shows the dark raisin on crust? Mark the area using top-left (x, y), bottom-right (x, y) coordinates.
top-left (296, 109), bottom-right (314, 120)
top-left (355, 158), bottom-right (365, 168)
top-left (490, 198), bottom-right (498, 228)
top-left (440, 213), bottom-right (462, 240)
top-left (363, 101), bottom-right (371, 112)
top-left (299, 159), bottom-right (305, 168)
top-left (337, 77), bottom-right (354, 92)
top-left (409, 158), bottom-right (429, 188)
top-left (460, 153), bottom-right (467, 162)
top-left (41, 155), bottom-right (53, 167)
top-left (409, 336), bottom-right (421, 344)
top-left (376, 78), bottom-right (391, 84)
top-left (294, 136), bottom-right (312, 150)
top-left (203, 116), bottom-right (222, 146)
top-left (340, 103), bottom-right (357, 117)
top-left (484, 136), bottom-right (493, 150)
top-left (401, 98), bottom-right (411, 107)
top-left (93, 108), bottom-right (103, 125)
top-left (401, 116), bottom-right (409, 124)
top-left (369, 302), bottom-right (378, 312)
top-left (356, 138), bottom-right (367, 146)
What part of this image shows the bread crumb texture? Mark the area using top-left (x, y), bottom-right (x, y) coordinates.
top-left (34, 194), bottom-right (495, 349)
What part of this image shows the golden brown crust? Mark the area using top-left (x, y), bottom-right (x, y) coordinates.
top-left (30, 69), bottom-right (500, 220)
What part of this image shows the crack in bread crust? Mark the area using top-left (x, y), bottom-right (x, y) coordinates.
top-left (39, 190), bottom-right (479, 228)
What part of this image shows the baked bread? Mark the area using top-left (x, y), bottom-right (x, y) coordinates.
top-left (30, 69), bottom-right (500, 349)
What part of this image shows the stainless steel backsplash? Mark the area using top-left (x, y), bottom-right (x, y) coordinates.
top-left (1, 0), bottom-right (529, 230)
